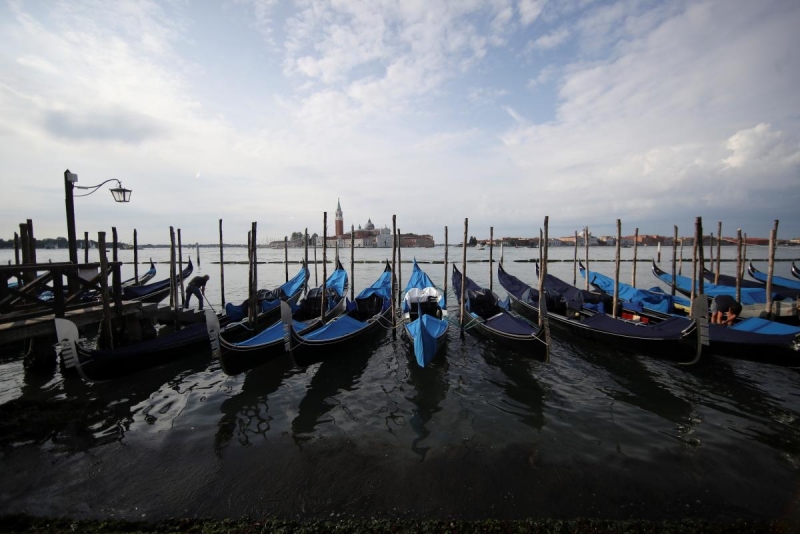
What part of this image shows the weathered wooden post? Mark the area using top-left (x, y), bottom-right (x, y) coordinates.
top-left (697, 217), bottom-right (705, 298)
top-left (657, 241), bottom-right (661, 263)
top-left (541, 216), bottom-right (549, 326)
top-left (26, 219), bottom-right (36, 267)
top-left (177, 229), bottom-right (185, 306)
top-left (489, 227), bottom-right (494, 292)
top-left (613, 219), bottom-right (621, 319)
top-left (397, 228), bottom-right (404, 311)
top-left (766, 220), bottom-right (778, 319)
top-left (391, 215), bottom-right (397, 338)
top-left (679, 236), bottom-right (684, 276)
top-left (573, 230), bottom-right (578, 286)
top-left (112, 227), bottom-right (118, 266)
top-left (690, 226), bottom-right (698, 306)
top-left (443, 226), bottom-right (449, 307)
top-left (170, 226), bottom-right (178, 328)
top-left (671, 226), bottom-right (678, 297)
top-left (632, 228), bottom-right (639, 287)
top-left (742, 234), bottom-right (748, 280)
top-left (736, 229), bottom-right (743, 304)
top-left (350, 225), bottom-right (355, 301)
top-left (97, 232), bottom-right (114, 349)
top-left (84, 232), bottom-right (89, 264)
top-left (284, 236), bottom-right (289, 282)
top-left (133, 229), bottom-right (139, 284)
top-left (715, 221), bottom-right (722, 285)
top-left (320, 213), bottom-right (327, 323)
top-left (313, 236), bottom-right (318, 287)
top-left (250, 222), bottom-right (258, 329)
top-left (460, 218), bottom-right (468, 335)
top-left (584, 226), bottom-right (590, 291)
top-left (196, 242), bottom-right (200, 267)
top-left (219, 219), bottom-right (225, 308)
top-left (13, 232), bottom-right (20, 266)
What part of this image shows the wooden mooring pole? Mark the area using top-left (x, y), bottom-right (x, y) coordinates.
top-left (391, 215), bottom-right (397, 338)
top-left (460, 218), bottom-right (468, 335)
top-left (350, 225), bottom-right (355, 301)
top-left (284, 236), bottom-right (289, 282)
top-left (321, 213), bottom-right (327, 324)
top-left (736, 228), bottom-right (743, 304)
top-left (397, 228), bottom-right (403, 310)
top-left (443, 226), bottom-right (449, 307)
top-left (766, 220), bottom-right (778, 319)
top-left (632, 228), bottom-right (639, 287)
top-left (489, 227), bottom-right (494, 292)
top-left (97, 232), bottom-right (114, 349)
top-left (715, 221), bottom-right (722, 285)
top-left (133, 229), bottom-right (139, 284)
top-left (219, 219), bottom-right (225, 308)
top-left (671, 226), bottom-right (678, 297)
top-left (613, 219), bottom-right (621, 319)
top-left (177, 229), bottom-right (185, 307)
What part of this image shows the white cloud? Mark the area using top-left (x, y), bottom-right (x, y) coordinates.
top-left (527, 27), bottom-right (570, 51)
top-left (518, 0), bottom-right (547, 26)
top-left (723, 123), bottom-right (800, 169)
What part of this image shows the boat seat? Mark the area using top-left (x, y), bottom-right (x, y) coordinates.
top-left (356, 295), bottom-right (383, 320)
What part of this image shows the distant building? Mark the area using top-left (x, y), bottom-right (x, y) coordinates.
top-left (313, 201), bottom-right (433, 247)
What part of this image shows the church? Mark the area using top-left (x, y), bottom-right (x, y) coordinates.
top-left (318, 199), bottom-right (434, 248)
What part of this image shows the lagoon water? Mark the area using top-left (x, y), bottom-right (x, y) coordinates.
top-left (1, 244), bottom-right (799, 522)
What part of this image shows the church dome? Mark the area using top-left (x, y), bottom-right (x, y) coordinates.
top-left (365, 219), bottom-right (375, 231)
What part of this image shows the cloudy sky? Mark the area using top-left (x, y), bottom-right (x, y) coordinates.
top-left (1, 0), bottom-right (798, 245)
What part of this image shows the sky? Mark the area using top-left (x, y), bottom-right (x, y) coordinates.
top-left (1, 0), bottom-right (798, 245)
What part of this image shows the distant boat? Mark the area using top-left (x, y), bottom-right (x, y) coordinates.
top-left (475, 244), bottom-right (485, 250)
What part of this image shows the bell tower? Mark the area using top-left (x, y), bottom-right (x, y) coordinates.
top-left (335, 198), bottom-right (344, 237)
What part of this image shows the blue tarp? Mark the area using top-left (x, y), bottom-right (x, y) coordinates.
top-left (750, 265), bottom-right (800, 291)
top-left (407, 314), bottom-right (448, 367)
top-left (403, 259), bottom-right (445, 311)
top-left (234, 319), bottom-right (310, 347)
top-left (484, 312), bottom-right (537, 336)
top-left (356, 264), bottom-right (393, 300)
top-left (302, 314), bottom-right (367, 341)
top-left (654, 269), bottom-right (771, 305)
top-left (730, 317), bottom-right (800, 335)
top-left (226, 263), bottom-right (309, 321)
top-left (582, 267), bottom-right (690, 314)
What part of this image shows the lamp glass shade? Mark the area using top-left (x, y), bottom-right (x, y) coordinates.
top-left (110, 186), bottom-right (132, 203)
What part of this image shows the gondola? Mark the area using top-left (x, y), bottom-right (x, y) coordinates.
top-left (583, 263), bottom-right (800, 364)
top-left (651, 260), bottom-right (774, 305)
top-left (284, 261), bottom-right (393, 351)
top-left (793, 262), bottom-right (800, 281)
top-left (452, 264), bottom-right (547, 358)
top-left (54, 309), bottom-right (221, 381)
top-left (219, 259), bottom-right (349, 375)
top-left (701, 267), bottom-right (764, 290)
top-left (122, 259), bottom-right (157, 287)
top-left (498, 261), bottom-right (698, 362)
top-left (121, 258), bottom-right (194, 304)
top-left (747, 262), bottom-right (800, 293)
top-left (221, 262), bottom-right (310, 341)
top-left (402, 259), bottom-right (448, 367)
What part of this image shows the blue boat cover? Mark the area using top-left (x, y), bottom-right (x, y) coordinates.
top-left (730, 317), bottom-right (800, 335)
top-left (484, 312), bottom-right (537, 336)
top-left (407, 313), bottom-right (448, 367)
top-left (750, 266), bottom-right (800, 291)
top-left (122, 259), bottom-right (193, 300)
top-left (356, 264), bottom-right (393, 300)
top-left (226, 263), bottom-right (309, 321)
top-left (403, 259), bottom-right (445, 311)
top-left (654, 269), bottom-right (770, 305)
top-left (302, 314), bottom-right (368, 341)
top-left (582, 267), bottom-right (690, 314)
top-left (234, 319), bottom-right (311, 347)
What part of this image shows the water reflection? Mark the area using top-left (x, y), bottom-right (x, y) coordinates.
top-left (290, 334), bottom-right (384, 444)
top-left (0, 353), bottom-right (211, 453)
top-left (480, 346), bottom-right (547, 432)
top-left (562, 340), bottom-right (698, 438)
top-left (214, 354), bottom-right (299, 455)
top-left (405, 346), bottom-right (450, 460)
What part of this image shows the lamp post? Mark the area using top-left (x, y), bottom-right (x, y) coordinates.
top-left (64, 169), bottom-right (132, 266)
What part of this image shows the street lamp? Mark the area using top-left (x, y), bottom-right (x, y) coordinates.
top-left (64, 169), bottom-right (132, 266)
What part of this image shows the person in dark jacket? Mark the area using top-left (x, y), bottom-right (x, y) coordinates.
top-left (710, 294), bottom-right (742, 326)
top-left (185, 274), bottom-right (210, 310)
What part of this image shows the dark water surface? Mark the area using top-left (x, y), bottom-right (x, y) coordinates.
top-left (1, 246), bottom-right (800, 522)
